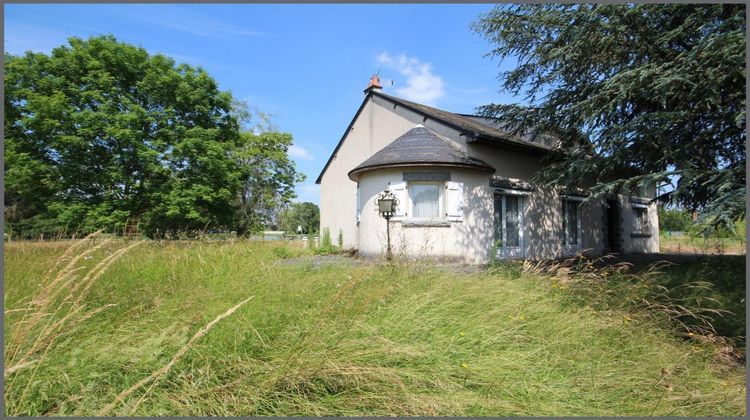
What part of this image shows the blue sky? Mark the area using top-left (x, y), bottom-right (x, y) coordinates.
top-left (5, 3), bottom-right (521, 204)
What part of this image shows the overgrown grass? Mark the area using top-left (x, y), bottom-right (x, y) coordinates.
top-left (605, 254), bottom-right (746, 346)
top-left (3, 239), bottom-right (746, 416)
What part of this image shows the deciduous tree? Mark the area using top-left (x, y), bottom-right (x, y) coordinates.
top-left (277, 202), bottom-right (320, 234)
top-left (234, 131), bottom-right (304, 236)
top-left (4, 35), bottom-right (301, 238)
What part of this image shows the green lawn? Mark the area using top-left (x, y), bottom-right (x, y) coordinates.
top-left (3, 239), bottom-right (746, 416)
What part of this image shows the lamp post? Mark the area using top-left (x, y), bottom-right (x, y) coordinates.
top-left (375, 190), bottom-right (399, 261)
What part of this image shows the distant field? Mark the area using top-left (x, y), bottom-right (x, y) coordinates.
top-left (660, 233), bottom-right (745, 255)
top-left (3, 238), bottom-right (746, 416)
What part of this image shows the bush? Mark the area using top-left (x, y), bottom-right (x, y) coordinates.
top-left (314, 228), bottom-right (336, 255)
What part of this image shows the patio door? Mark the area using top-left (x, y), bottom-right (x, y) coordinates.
top-left (493, 193), bottom-right (524, 258)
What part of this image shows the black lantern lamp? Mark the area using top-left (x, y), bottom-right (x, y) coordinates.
top-left (375, 190), bottom-right (399, 260)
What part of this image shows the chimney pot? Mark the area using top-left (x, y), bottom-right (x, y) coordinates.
top-left (363, 74), bottom-right (382, 94)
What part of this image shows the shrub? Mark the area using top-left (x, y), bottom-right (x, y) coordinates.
top-left (314, 228), bottom-right (336, 255)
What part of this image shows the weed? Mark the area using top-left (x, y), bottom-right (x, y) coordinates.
top-left (321, 228), bottom-right (332, 249)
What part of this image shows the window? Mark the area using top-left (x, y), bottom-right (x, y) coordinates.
top-left (634, 207), bottom-right (649, 234)
top-left (388, 178), bottom-right (463, 223)
top-left (505, 195), bottom-right (520, 247)
top-left (409, 183), bottom-right (441, 218)
top-left (493, 192), bottom-right (526, 258)
top-left (562, 199), bottom-right (581, 247)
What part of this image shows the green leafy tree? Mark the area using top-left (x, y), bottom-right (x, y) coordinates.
top-left (5, 35), bottom-right (243, 237)
top-left (658, 207), bottom-right (693, 232)
top-left (473, 4), bottom-right (745, 228)
top-left (234, 131), bottom-right (304, 235)
top-left (277, 202), bottom-right (320, 234)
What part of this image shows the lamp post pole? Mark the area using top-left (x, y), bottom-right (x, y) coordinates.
top-left (385, 212), bottom-right (392, 261)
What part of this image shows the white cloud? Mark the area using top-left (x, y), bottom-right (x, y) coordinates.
top-left (376, 52), bottom-right (445, 106)
top-left (288, 144), bottom-right (314, 161)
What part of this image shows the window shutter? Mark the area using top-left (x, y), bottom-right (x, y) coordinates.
top-left (356, 183), bottom-right (361, 225)
top-left (388, 182), bottom-right (408, 218)
top-left (445, 181), bottom-right (464, 221)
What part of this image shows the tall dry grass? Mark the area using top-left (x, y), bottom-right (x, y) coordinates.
top-left (99, 295), bottom-right (256, 416)
top-left (3, 233), bottom-right (145, 415)
top-left (3, 240), bottom-right (746, 416)
top-left (522, 251), bottom-right (735, 340)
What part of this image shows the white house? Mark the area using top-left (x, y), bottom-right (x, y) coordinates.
top-left (316, 75), bottom-right (659, 263)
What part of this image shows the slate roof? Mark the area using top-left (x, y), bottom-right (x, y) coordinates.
top-left (375, 92), bottom-right (556, 151)
top-left (315, 90), bottom-right (557, 184)
top-left (347, 125), bottom-right (495, 181)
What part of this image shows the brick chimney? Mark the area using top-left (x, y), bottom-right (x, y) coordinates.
top-left (363, 73), bottom-right (382, 95)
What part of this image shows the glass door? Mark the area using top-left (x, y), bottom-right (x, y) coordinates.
top-left (493, 194), bottom-right (524, 258)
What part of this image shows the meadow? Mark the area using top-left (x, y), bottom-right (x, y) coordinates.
top-left (660, 233), bottom-right (745, 255)
top-left (3, 236), bottom-right (746, 416)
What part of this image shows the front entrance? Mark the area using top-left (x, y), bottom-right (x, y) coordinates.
top-left (493, 194), bottom-right (524, 258)
top-left (605, 199), bottom-right (622, 253)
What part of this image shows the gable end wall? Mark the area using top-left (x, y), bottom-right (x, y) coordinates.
top-left (319, 97), bottom-right (464, 248)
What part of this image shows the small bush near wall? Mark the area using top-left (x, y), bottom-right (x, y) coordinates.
top-left (315, 228), bottom-right (337, 255)
top-left (321, 228), bottom-right (332, 248)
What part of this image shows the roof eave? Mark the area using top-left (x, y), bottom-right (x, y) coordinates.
top-left (468, 134), bottom-right (559, 156)
top-left (347, 161), bottom-right (496, 181)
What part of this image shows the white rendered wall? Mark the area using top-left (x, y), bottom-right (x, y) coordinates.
top-left (357, 167), bottom-right (609, 263)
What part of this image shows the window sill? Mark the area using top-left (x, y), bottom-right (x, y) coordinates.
top-left (630, 232), bottom-right (652, 238)
top-left (400, 219), bottom-right (452, 228)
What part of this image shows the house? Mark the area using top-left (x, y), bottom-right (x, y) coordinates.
top-left (316, 75), bottom-right (659, 263)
